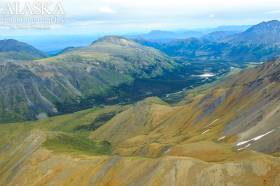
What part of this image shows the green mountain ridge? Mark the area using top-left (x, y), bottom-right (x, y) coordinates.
top-left (0, 36), bottom-right (177, 123)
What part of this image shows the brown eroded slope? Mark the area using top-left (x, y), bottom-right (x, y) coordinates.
top-left (91, 60), bottom-right (280, 158)
top-left (0, 60), bottom-right (280, 185)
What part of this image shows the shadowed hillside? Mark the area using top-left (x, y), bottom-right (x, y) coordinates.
top-left (0, 36), bottom-right (177, 122)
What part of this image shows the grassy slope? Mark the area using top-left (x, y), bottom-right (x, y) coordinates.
top-left (0, 91), bottom-right (279, 186)
top-left (0, 60), bottom-right (280, 185)
top-left (0, 105), bottom-right (127, 156)
top-left (0, 36), bottom-right (176, 123)
top-left (43, 133), bottom-right (112, 156)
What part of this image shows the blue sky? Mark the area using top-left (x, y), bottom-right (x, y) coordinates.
top-left (0, 0), bottom-right (280, 36)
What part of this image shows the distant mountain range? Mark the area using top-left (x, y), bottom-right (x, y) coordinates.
top-left (206, 25), bottom-right (251, 33)
top-left (225, 20), bottom-right (280, 46)
top-left (128, 25), bottom-right (251, 41)
top-left (136, 20), bottom-right (280, 62)
top-left (0, 25), bottom-right (250, 54)
top-left (202, 31), bottom-right (239, 42)
top-left (129, 30), bottom-right (204, 41)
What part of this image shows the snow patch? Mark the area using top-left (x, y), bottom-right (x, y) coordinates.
top-left (237, 143), bottom-right (251, 151)
top-left (198, 73), bottom-right (215, 78)
top-left (236, 140), bottom-right (251, 146)
top-left (252, 130), bottom-right (275, 141)
top-left (201, 129), bottom-right (210, 135)
top-left (218, 136), bottom-right (226, 141)
top-left (236, 129), bottom-right (275, 147)
top-left (207, 119), bottom-right (219, 126)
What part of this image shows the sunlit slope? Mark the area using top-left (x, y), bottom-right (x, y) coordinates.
top-left (1, 149), bottom-right (279, 186)
top-left (0, 106), bottom-right (279, 186)
top-left (0, 59), bottom-right (280, 185)
top-left (92, 59), bottom-right (280, 157)
top-left (0, 105), bottom-right (126, 185)
top-left (0, 36), bottom-right (176, 123)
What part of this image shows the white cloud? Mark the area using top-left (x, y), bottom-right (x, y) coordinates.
top-left (98, 6), bottom-right (115, 14)
top-left (265, 10), bottom-right (280, 14)
top-left (63, 0), bottom-right (280, 21)
top-left (208, 14), bottom-right (216, 18)
top-left (2, 0), bottom-right (280, 35)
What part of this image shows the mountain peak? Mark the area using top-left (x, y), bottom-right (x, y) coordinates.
top-left (261, 20), bottom-right (280, 25)
top-left (92, 36), bottom-right (137, 46)
top-left (227, 20), bottom-right (280, 46)
top-left (1, 39), bottom-right (18, 43)
top-left (247, 20), bottom-right (280, 31)
top-left (0, 39), bottom-right (31, 51)
top-left (0, 39), bottom-right (46, 60)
